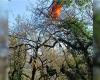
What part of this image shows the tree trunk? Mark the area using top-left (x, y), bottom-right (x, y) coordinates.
top-left (31, 67), bottom-right (36, 80)
top-left (31, 59), bottom-right (36, 80)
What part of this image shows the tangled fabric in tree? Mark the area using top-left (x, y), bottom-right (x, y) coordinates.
top-left (49, 0), bottom-right (64, 19)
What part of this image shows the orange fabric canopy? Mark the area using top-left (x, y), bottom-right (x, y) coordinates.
top-left (49, 1), bottom-right (63, 19)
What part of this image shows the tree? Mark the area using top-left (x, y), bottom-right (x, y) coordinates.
top-left (29, 0), bottom-right (93, 80)
top-left (9, 32), bottom-right (27, 80)
top-left (8, 0), bottom-right (93, 80)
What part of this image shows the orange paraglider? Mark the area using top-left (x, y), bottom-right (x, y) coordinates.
top-left (49, 0), bottom-right (64, 19)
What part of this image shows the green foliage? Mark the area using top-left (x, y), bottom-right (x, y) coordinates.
top-left (64, 0), bottom-right (91, 7)
top-left (56, 0), bottom-right (62, 4)
top-left (65, 0), bottom-right (72, 7)
top-left (94, 11), bottom-right (100, 49)
top-left (75, 0), bottom-right (90, 6)
top-left (63, 17), bottom-right (92, 42)
top-left (94, 13), bottom-right (100, 38)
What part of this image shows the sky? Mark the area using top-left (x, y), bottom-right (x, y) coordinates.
top-left (0, 0), bottom-right (93, 30)
top-left (0, 0), bottom-right (38, 29)
top-left (0, 0), bottom-right (38, 55)
top-left (0, 0), bottom-right (93, 55)
top-left (8, 0), bottom-right (36, 27)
